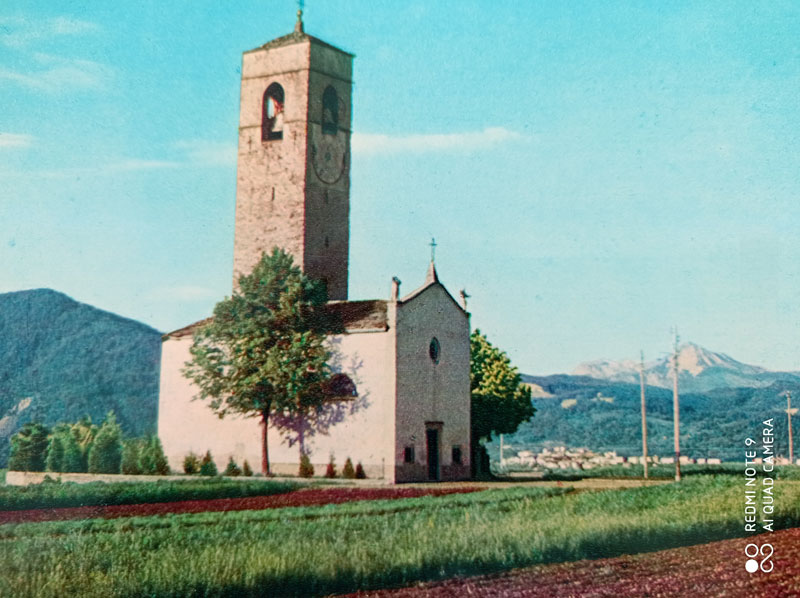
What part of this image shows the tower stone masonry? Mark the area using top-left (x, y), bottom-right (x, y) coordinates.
top-left (232, 19), bottom-right (353, 300)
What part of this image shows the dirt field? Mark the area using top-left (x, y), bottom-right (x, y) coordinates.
top-left (0, 486), bottom-right (483, 524)
top-left (342, 528), bottom-right (799, 597)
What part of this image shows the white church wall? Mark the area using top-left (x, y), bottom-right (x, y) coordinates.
top-left (394, 284), bottom-right (471, 482)
top-left (158, 335), bottom-right (263, 473)
top-left (158, 327), bottom-right (396, 479)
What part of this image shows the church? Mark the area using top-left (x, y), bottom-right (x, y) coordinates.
top-left (158, 12), bottom-right (471, 483)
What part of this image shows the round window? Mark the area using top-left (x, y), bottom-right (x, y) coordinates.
top-left (429, 337), bottom-right (440, 364)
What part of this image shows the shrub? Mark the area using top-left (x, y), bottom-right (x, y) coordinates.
top-left (61, 431), bottom-right (84, 473)
top-left (299, 453), bottom-right (315, 478)
top-left (183, 452), bottom-right (200, 475)
top-left (45, 434), bottom-right (65, 473)
top-left (140, 436), bottom-right (170, 475)
top-left (342, 457), bottom-right (355, 479)
top-left (325, 455), bottom-right (337, 479)
top-left (8, 422), bottom-right (50, 472)
top-left (224, 457), bottom-right (242, 477)
top-left (199, 451), bottom-right (218, 476)
top-left (87, 412), bottom-right (123, 474)
top-left (242, 460), bottom-right (253, 477)
top-left (121, 438), bottom-right (143, 475)
top-left (355, 462), bottom-right (367, 479)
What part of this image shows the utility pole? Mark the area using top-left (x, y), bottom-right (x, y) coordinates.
top-left (640, 350), bottom-right (649, 479)
top-left (672, 328), bottom-right (681, 482)
top-left (786, 391), bottom-right (797, 465)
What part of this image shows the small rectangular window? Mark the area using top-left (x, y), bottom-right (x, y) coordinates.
top-left (452, 446), bottom-right (462, 465)
top-left (404, 446), bottom-right (415, 464)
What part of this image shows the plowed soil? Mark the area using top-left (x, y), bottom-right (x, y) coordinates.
top-left (344, 528), bottom-right (800, 597)
top-left (0, 486), bottom-right (482, 525)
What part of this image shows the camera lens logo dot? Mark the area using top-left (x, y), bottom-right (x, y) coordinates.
top-left (745, 559), bottom-right (759, 573)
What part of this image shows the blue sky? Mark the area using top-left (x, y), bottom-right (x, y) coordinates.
top-left (2, 1), bottom-right (799, 374)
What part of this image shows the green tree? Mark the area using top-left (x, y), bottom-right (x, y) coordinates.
top-left (183, 452), bottom-right (200, 475)
top-left (223, 457), bottom-right (242, 477)
top-left (121, 438), bottom-right (143, 475)
top-left (87, 412), bottom-right (123, 474)
top-left (183, 248), bottom-right (342, 475)
top-left (146, 436), bottom-right (170, 475)
top-left (61, 430), bottom-right (84, 473)
top-left (8, 422), bottom-right (50, 472)
top-left (242, 460), bottom-right (253, 477)
top-left (199, 450), bottom-right (218, 476)
top-left (70, 417), bottom-right (97, 473)
top-left (45, 425), bottom-right (68, 472)
top-left (470, 329), bottom-right (535, 478)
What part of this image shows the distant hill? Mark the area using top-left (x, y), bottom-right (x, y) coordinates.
top-left (0, 289), bottom-right (162, 466)
top-left (573, 342), bottom-right (800, 393)
top-left (508, 345), bottom-right (800, 462)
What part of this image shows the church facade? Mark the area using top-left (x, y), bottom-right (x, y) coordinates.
top-left (158, 15), bottom-right (471, 482)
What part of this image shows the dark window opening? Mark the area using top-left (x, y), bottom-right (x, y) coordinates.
top-left (404, 446), bottom-right (415, 464)
top-left (324, 236), bottom-right (330, 249)
top-left (324, 372), bottom-right (357, 399)
top-left (322, 85), bottom-right (339, 135)
top-left (452, 446), bottom-right (462, 465)
top-left (262, 83), bottom-right (285, 141)
top-left (429, 337), bottom-right (440, 364)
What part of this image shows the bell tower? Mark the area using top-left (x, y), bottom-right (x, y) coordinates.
top-left (233, 11), bottom-right (353, 300)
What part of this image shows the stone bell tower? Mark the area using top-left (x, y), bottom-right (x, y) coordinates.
top-left (232, 11), bottom-right (353, 300)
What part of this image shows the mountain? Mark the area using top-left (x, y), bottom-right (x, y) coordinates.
top-left (511, 373), bottom-right (799, 462)
top-left (572, 342), bottom-right (800, 393)
top-left (0, 289), bottom-right (162, 466)
top-left (507, 344), bottom-right (800, 462)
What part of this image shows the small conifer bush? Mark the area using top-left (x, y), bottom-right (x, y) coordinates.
top-left (183, 452), bottom-right (200, 475)
top-left (299, 453), bottom-right (315, 478)
top-left (224, 457), bottom-right (242, 477)
top-left (355, 462), bottom-right (367, 479)
top-left (121, 438), bottom-right (143, 475)
top-left (325, 455), bottom-right (337, 478)
top-left (242, 460), bottom-right (253, 477)
top-left (199, 451), bottom-right (218, 476)
top-left (342, 457), bottom-right (356, 479)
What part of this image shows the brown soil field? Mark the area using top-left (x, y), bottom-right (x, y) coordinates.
top-left (343, 528), bottom-right (800, 597)
top-left (0, 486), bottom-right (483, 524)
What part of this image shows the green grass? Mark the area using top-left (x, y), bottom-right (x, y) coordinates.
top-left (1, 476), bottom-right (799, 597)
top-left (0, 478), bottom-right (298, 511)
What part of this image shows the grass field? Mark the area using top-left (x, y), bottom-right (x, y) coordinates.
top-left (0, 478), bottom-right (299, 511)
top-left (2, 475), bottom-right (799, 597)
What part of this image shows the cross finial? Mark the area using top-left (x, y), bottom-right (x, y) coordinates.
top-left (429, 237), bottom-right (437, 263)
top-left (295, 0), bottom-right (305, 33)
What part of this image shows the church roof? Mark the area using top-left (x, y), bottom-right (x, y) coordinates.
top-left (398, 262), bottom-right (467, 315)
top-left (162, 300), bottom-right (387, 341)
top-left (326, 299), bottom-right (388, 331)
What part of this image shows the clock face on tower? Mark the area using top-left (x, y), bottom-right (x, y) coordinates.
top-left (311, 134), bottom-right (346, 185)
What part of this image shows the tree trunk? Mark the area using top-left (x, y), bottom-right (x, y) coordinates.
top-left (261, 411), bottom-right (271, 476)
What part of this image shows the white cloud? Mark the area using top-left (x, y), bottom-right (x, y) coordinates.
top-left (174, 140), bottom-right (236, 166)
top-left (0, 133), bottom-right (33, 149)
top-left (352, 127), bottom-right (524, 155)
top-left (0, 53), bottom-right (113, 92)
top-left (0, 16), bottom-right (99, 48)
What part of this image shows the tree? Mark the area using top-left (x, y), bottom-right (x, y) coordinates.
top-left (183, 452), bottom-right (200, 474)
top-left (87, 412), bottom-right (123, 474)
top-left (470, 329), bottom-right (535, 478)
top-left (121, 438), bottom-right (143, 475)
top-left (199, 450), bottom-right (218, 476)
top-left (8, 422), bottom-right (50, 472)
top-left (45, 427), bottom-right (66, 473)
top-left (223, 457), bottom-right (242, 477)
top-left (183, 248), bottom-right (342, 475)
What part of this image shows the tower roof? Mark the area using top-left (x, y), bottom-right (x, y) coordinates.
top-left (246, 16), bottom-right (354, 57)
